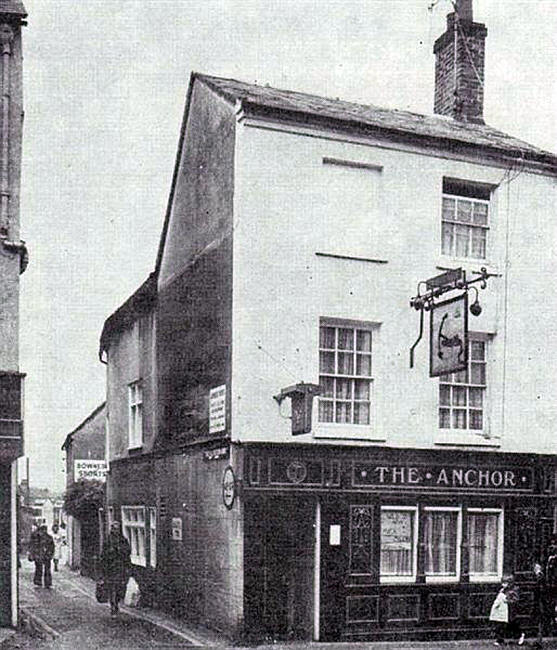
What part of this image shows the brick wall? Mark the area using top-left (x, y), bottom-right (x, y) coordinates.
top-left (433, 13), bottom-right (487, 123)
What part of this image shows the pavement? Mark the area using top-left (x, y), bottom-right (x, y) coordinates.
top-left (10, 561), bottom-right (557, 649)
top-left (17, 558), bottom-right (226, 649)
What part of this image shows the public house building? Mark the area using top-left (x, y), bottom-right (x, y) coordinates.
top-left (99, 0), bottom-right (557, 642)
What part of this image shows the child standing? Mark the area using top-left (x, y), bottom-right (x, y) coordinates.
top-left (490, 574), bottom-right (525, 646)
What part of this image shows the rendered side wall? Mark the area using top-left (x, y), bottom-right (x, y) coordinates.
top-left (65, 407), bottom-right (106, 485)
top-left (156, 80), bottom-right (234, 447)
top-left (109, 447), bottom-right (244, 637)
top-left (106, 311), bottom-right (156, 461)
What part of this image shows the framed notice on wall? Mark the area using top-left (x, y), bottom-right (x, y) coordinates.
top-left (171, 517), bottom-right (183, 541)
top-left (381, 510), bottom-right (412, 550)
top-left (209, 385), bottom-right (226, 434)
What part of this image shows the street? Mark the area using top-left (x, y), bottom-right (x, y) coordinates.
top-left (8, 560), bottom-right (557, 650)
top-left (15, 559), bottom-right (212, 649)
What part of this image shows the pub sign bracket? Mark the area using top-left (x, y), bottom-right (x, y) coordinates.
top-left (409, 267), bottom-right (494, 377)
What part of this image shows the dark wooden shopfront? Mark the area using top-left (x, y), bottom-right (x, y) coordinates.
top-left (242, 444), bottom-right (556, 643)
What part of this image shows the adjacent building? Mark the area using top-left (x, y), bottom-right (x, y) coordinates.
top-left (61, 403), bottom-right (106, 574)
top-left (100, 0), bottom-right (557, 642)
top-left (0, 0), bottom-right (27, 629)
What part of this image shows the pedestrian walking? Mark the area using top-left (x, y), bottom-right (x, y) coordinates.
top-left (100, 521), bottom-right (131, 616)
top-left (51, 524), bottom-right (65, 571)
top-left (29, 525), bottom-right (55, 588)
top-left (490, 574), bottom-right (525, 646)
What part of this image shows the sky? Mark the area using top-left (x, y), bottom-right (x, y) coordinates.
top-left (17, 0), bottom-right (557, 492)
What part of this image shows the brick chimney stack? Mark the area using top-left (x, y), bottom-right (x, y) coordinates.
top-left (433, 0), bottom-right (487, 123)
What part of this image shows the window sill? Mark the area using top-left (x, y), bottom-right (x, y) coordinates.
top-left (425, 575), bottom-right (459, 584)
top-left (314, 424), bottom-right (385, 442)
top-left (127, 445), bottom-right (143, 455)
top-left (380, 576), bottom-right (416, 584)
top-left (436, 256), bottom-right (501, 278)
top-left (469, 575), bottom-right (501, 583)
top-left (130, 556), bottom-right (147, 568)
top-left (435, 431), bottom-right (500, 447)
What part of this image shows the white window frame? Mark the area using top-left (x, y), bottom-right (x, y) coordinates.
top-left (424, 506), bottom-right (462, 584)
top-left (149, 507), bottom-right (157, 569)
top-left (121, 505), bottom-right (146, 567)
top-left (128, 380), bottom-right (143, 449)
top-left (441, 192), bottom-right (490, 261)
top-left (315, 319), bottom-right (383, 441)
top-left (380, 505), bottom-right (418, 584)
top-left (437, 335), bottom-right (492, 444)
top-left (467, 507), bottom-right (504, 583)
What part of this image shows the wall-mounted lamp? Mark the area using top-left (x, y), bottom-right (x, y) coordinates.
top-left (273, 382), bottom-right (321, 436)
top-left (469, 286), bottom-right (482, 316)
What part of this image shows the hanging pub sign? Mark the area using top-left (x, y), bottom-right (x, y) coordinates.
top-left (430, 292), bottom-right (468, 377)
top-left (410, 267), bottom-right (492, 375)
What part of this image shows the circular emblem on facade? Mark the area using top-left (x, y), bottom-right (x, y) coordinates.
top-left (286, 461), bottom-right (307, 484)
top-left (0, 24), bottom-right (14, 46)
top-left (222, 466), bottom-right (236, 509)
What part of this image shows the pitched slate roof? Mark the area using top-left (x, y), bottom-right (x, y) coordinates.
top-left (0, 1), bottom-right (26, 17)
top-left (99, 273), bottom-right (156, 358)
top-left (197, 73), bottom-right (557, 169)
top-left (61, 402), bottom-right (106, 451)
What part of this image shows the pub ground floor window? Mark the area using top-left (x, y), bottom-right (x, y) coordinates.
top-left (378, 504), bottom-right (503, 583)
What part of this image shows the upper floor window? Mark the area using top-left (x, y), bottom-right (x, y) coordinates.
top-left (439, 339), bottom-right (487, 433)
top-left (318, 324), bottom-right (372, 425)
top-left (128, 380), bottom-right (143, 448)
top-left (441, 178), bottom-right (491, 260)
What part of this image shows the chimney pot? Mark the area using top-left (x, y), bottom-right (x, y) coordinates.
top-left (456, 0), bottom-right (473, 22)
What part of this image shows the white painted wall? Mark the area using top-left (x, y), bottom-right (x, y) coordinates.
top-left (231, 118), bottom-right (557, 454)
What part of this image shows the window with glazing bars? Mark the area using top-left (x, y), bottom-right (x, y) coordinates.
top-left (318, 325), bottom-right (372, 425)
top-left (121, 505), bottom-right (146, 566)
top-left (439, 339), bottom-right (486, 431)
top-left (441, 194), bottom-right (489, 259)
top-left (128, 380), bottom-right (143, 448)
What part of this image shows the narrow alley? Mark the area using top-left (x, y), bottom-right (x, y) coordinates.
top-left (14, 559), bottom-right (216, 649)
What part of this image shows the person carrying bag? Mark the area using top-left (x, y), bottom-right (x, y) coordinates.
top-left (100, 521), bottom-right (131, 616)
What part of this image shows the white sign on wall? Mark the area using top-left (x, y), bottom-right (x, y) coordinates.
top-left (171, 517), bottom-right (183, 541)
top-left (209, 385), bottom-right (226, 434)
top-left (74, 459), bottom-right (108, 482)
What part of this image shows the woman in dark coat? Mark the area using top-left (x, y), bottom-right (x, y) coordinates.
top-left (100, 521), bottom-right (131, 616)
top-left (30, 525), bottom-right (55, 588)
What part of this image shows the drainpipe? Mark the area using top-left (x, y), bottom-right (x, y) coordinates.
top-left (0, 22), bottom-right (12, 238)
top-left (0, 23), bottom-right (27, 275)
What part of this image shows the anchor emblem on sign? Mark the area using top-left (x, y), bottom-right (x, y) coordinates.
top-left (286, 461), bottom-right (307, 484)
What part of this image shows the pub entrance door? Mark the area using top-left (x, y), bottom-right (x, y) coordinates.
top-left (319, 498), bottom-right (377, 641)
top-left (244, 496), bottom-right (315, 641)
